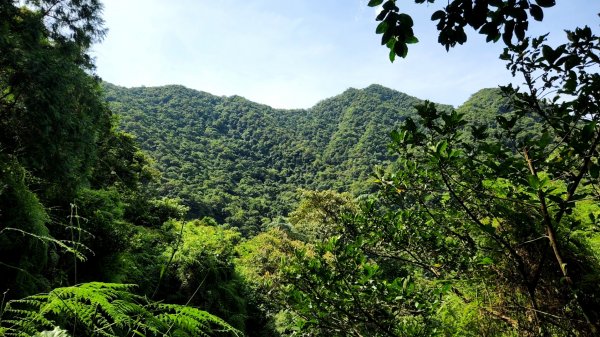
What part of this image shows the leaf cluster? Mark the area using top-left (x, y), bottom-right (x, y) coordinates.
top-left (368, 0), bottom-right (557, 60)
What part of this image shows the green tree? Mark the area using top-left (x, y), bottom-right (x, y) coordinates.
top-left (366, 2), bottom-right (600, 334)
top-left (153, 219), bottom-right (251, 331)
top-left (0, 0), bottom-right (109, 296)
top-left (370, 28), bottom-right (600, 333)
top-left (288, 190), bottom-right (358, 242)
top-left (235, 228), bottom-right (306, 336)
top-left (0, 0), bottom-right (108, 202)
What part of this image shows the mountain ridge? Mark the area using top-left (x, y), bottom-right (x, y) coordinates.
top-left (105, 82), bottom-right (453, 110)
top-left (103, 82), bottom-right (495, 234)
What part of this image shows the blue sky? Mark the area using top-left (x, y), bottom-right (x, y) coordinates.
top-left (92, 1), bottom-right (599, 109)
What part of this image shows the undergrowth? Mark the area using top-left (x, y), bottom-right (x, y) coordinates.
top-left (0, 282), bottom-right (241, 337)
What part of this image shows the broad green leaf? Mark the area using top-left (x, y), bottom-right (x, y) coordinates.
top-left (376, 21), bottom-right (388, 34)
top-left (527, 175), bottom-right (541, 189)
top-left (406, 35), bottom-right (419, 44)
top-left (479, 257), bottom-right (494, 265)
top-left (435, 140), bottom-right (448, 155)
top-left (390, 130), bottom-right (402, 143)
top-left (449, 149), bottom-right (462, 158)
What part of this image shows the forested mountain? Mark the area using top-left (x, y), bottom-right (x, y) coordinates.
top-left (3, 1), bottom-right (600, 336)
top-left (103, 83), bottom-right (451, 234)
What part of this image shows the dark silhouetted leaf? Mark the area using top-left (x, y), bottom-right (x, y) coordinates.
top-left (535, 0), bottom-right (556, 8)
top-left (431, 10), bottom-right (445, 21)
top-left (503, 21), bottom-right (515, 45)
top-left (398, 13), bottom-right (414, 27)
top-left (530, 5), bottom-right (543, 21)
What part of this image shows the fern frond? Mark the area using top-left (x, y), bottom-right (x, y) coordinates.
top-left (152, 303), bottom-right (242, 337)
top-left (0, 282), bottom-right (242, 337)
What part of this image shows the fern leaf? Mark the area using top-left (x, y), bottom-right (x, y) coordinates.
top-left (0, 282), bottom-right (242, 337)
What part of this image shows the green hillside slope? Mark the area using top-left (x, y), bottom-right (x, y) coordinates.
top-left (103, 83), bottom-right (451, 234)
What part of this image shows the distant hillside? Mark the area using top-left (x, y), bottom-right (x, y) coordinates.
top-left (457, 87), bottom-right (541, 147)
top-left (103, 83), bottom-right (458, 234)
top-left (457, 87), bottom-right (511, 125)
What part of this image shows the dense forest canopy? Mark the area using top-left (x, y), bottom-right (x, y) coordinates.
top-left (103, 83), bottom-right (453, 235)
top-left (1, 0), bottom-right (600, 336)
